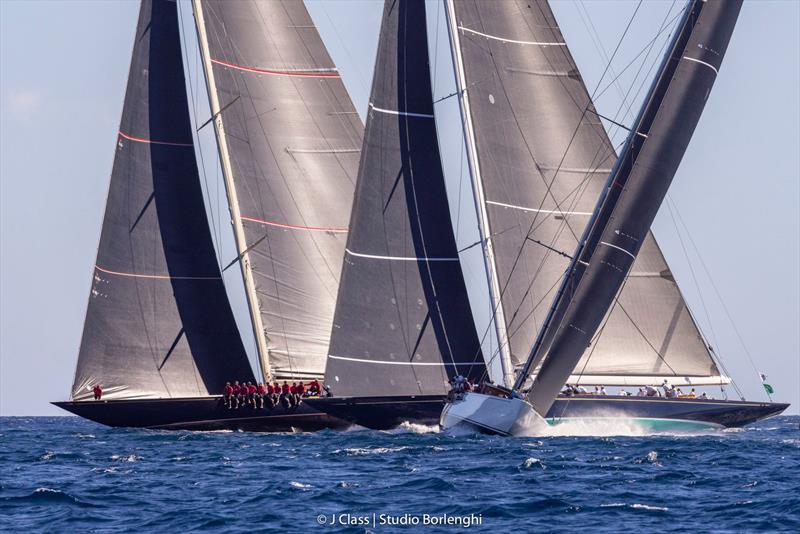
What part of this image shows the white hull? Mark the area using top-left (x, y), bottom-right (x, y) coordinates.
top-left (440, 392), bottom-right (546, 436)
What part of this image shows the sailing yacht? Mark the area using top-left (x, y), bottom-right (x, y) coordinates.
top-left (438, 0), bottom-right (788, 435)
top-left (54, 0), bottom-right (361, 431)
top-left (308, 0), bottom-right (788, 431)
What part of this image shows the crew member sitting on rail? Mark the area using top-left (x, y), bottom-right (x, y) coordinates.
top-left (223, 382), bottom-right (234, 409)
top-left (93, 384), bottom-right (103, 400)
top-left (599, 385), bottom-right (608, 395)
top-left (645, 385), bottom-right (659, 397)
top-left (308, 379), bottom-right (321, 396)
top-left (231, 381), bottom-right (242, 408)
top-left (280, 381), bottom-right (291, 409)
top-left (257, 382), bottom-right (266, 408)
top-left (296, 381), bottom-right (306, 400)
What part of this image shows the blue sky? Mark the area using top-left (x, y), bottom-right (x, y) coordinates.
top-left (1, 0), bottom-right (797, 416)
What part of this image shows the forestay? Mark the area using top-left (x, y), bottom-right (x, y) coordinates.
top-left (72, 0), bottom-right (254, 401)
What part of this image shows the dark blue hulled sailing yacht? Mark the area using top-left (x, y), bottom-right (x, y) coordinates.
top-left (308, 0), bottom-right (788, 432)
top-left (54, 0), bottom-right (362, 431)
top-left (57, 0), bottom-right (787, 432)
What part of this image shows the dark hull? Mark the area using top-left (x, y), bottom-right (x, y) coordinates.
top-left (305, 395), bottom-right (790, 431)
top-left (52, 397), bottom-right (350, 432)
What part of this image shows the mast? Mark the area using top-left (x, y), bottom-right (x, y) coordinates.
top-left (519, 0), bottom-right (743, 416)
top-left (443, 0), bottom-right (514, 388)
top-left (192, 0), bottom-right (271, 382)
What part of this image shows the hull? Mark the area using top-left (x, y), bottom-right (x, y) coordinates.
top-left (440, 393), bottom-right (543, 436)
top-left (308, 394), bottom-right (789, 431)
top-left (52, 397), bottom-right (350, 432)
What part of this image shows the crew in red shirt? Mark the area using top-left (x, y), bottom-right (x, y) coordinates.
top-left (92, 384), bottom-right (103, 400)
top-left (309, 380), bottom-right (321, 396)
top-left (256, 383), bottom-right (266, 408)
top-left (223, 382), bottom-right (234, 409)
top-left (296, 381), bottom-right (306, 398)
top-left (281, 381), bottom-right (290, 395)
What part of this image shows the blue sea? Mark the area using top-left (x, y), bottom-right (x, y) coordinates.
top-left (1, 416), bottom-right (798, 532)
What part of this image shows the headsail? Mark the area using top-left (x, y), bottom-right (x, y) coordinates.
top-left (193, 0), bottom-right (362, 381)
top-left (445, 0), bottom-right (722, 387)
top-left (71, 0), bottom-right (254, 401)
top-left (522, 0), bottom-right (742, 416)
top-left (323, 0), bottom-right (485, 397)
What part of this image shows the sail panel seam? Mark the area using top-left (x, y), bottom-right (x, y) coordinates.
top-left (210, 57), bottom-right (340, 77)
top-left (94, 265), bottom-right (221, 281)
top-left (345, 248), bottom-right (458, 262)
top-left (486, 200), bottom-right (592, 216)
top-left (240, 215), bottom-right (348, 233)
top-left (682, 56), bottom-right (719, 75)
top-left (368, 103), bottom-right (434, 119)
top-left (457, 25), bottom-right (565, 46)
top-left (599, 241), bottom-right (636, 260)
top-left (328, 355), bottom-right (452, 366)
top-left (118, 131), bottom-right (193, 147)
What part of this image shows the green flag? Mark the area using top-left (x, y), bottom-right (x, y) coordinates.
top-left (763, 383), bottom-right (775, 395)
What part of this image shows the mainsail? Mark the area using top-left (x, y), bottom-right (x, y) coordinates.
top-left (521, 0), bottom-right (743, 416)
top-left (71, 0), bottom-right (254, 401)
top-left (193, 0), bottom-right (363, 381)
top-left (445, 0), bottom-right (723, 387)
top-left (323, 0), bottom-right (485, 397)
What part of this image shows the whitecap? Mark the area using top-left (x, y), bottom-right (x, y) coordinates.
top-left (335, 446), bottom-right (409, 456)
top-left (630, 503), bottom-right (668, 511)
top-left (646, 451), bottom-right (658, 463)
top-left (521, 457), bottom-right (545, 469)
top-left (390, 421), bottom-right (439, 434)
top-left (337, 481), bottom-right (359, 488)
top-left (39, 451), bottom-right (55, 461)
top-left (110, 454), bottom-right (142, 462)
top-left (288, 481), bottom-right (312, 490)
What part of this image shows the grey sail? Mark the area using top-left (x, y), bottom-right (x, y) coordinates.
top-left (324, 0), bottom-right (486, 397)
top-left (71, 0), bottom-right (254, 401)
top-left (446, 0), bottom-right (721, 386)
top-left (194, 0), bottom-right (363, 381)
top-left (522, 0), bottom-right (742, 416)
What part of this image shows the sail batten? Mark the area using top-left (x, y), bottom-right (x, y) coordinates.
top-left (323, 0), bottom-right (485, 398)
top-left (71, 0), bottom-right (254, 401)
top-left (193, 0), bottom-right (363, 381)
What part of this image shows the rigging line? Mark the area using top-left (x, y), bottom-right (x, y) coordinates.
top-left (593, 4), bottom-right (687, 103)
top-left (178, 0), bottom-right (223, 271)
top-left (665, 197), bottom-right (743, 400)
top-left (470, 2), bottom-right (644, 374)
top-left (667, 196), bottom-right (759, 399)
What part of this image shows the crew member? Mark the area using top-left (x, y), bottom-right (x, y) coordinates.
top-left (223, 382), bottom-right (234, 409)
top-left (93, 384), bottom-right (103, 400)
top-left (257, 382), bottom-right (267, 408)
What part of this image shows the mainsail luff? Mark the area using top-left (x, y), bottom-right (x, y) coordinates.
top-left (523, 0), bottom-right (743, 416)
top-left (447, 0), bottom-right (721, 387)
top-left (323, 0), bottom-right (485, 397)
top-left (193, 0), bottom-right (363, 381)
top-left (444, 0), bottom-right (514, 388)
top-left (72, 0), bottom-right (254, 400)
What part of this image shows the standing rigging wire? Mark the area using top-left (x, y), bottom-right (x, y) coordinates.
top-left (456, 1), bottom-right (647, 379)
top-left (477, 1), bottom-right (695, 386)
top-left (666, 195), bottom-right (763, 400)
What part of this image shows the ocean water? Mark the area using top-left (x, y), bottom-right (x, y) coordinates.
top-left (1, 416), bottom-right (798, 533)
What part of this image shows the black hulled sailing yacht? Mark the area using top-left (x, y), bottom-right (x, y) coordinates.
top-left (54, 0), bottom-right (361, 431)
top-left (310, 0), bottom-right (788, 431)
